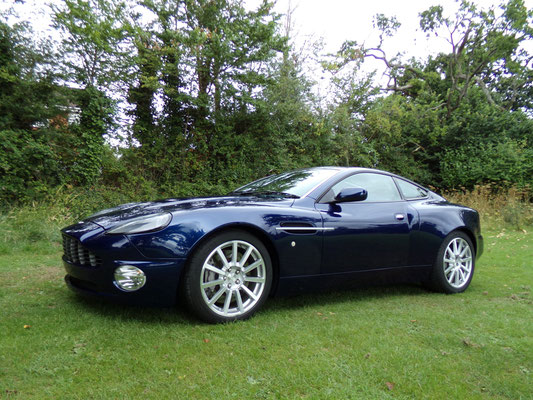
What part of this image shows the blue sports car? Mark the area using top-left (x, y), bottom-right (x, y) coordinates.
top-left (61, 167), bottom-right (483, 323)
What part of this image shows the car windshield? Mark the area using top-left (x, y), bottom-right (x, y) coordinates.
top-left (230, 168), bottom-right (340, 198)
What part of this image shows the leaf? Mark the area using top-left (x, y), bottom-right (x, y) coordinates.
top-left (23, 325), bottom-right (31, 329)
top-left (203, 338), bottom-right (210, 343)
top-left (72, 343), bottom-right (86, 354)
top-left (385, 381), bottom-right (395, 390)
top-left (462, 338), bottom-right (480, 348)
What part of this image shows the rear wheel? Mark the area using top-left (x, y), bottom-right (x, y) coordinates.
top-left (428, 231), bottom-right (475, 293)
top-left (183, 230), bottom-right (272, 323)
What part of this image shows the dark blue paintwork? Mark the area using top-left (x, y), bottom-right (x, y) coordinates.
top-left (61, 167), bottom-right (483, 306)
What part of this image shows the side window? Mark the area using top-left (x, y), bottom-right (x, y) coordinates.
top-left (395, 178), bottom-right (428, 199)
top-left (323, 173), bottom-right (401, 202)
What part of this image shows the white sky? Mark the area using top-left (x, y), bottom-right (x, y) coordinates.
top-left (253, 0), bottom-right (532, 55)
top-left (4, 0), bottom-right (532, 56)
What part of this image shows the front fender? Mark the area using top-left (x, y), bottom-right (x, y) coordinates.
top-left (127, 205), bottom-right (324, 277)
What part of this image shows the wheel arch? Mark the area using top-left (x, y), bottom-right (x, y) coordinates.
top-left (452, 226), bottom-right (477, 256)
top-left (182, 223), bottom-right (280, 297)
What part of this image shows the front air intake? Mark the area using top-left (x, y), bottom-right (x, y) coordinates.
top-left (62, 235), bottom-right (102, 267)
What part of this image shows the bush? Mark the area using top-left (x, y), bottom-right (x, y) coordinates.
top-left (0, 129), bottom-right (64, 202)
top-left (440, 139), bottom-right (533, 190)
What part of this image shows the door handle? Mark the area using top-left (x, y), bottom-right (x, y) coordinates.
top-left (395, 214), bottom-right (405, 221)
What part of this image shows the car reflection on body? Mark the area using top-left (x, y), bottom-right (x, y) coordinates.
top-left (61, 167), bottom-right (483, 323)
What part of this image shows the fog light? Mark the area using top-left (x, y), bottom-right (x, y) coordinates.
top-left (114, 265), bottom-right (146, 292)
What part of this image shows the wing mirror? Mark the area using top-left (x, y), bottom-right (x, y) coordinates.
top-left (333, 187), bottom-right (368, 203)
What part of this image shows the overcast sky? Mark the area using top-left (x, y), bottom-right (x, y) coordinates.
top-left (250, 0), bottom-right (533, 58)
top-left (4, 0), bottom-right (532, 55)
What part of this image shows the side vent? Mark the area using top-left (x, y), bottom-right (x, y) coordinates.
top-left (277, 222), bottom-right (318, 235)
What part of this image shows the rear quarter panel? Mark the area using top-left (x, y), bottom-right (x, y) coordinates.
top-left (409, 200), bottom-right (482, 267)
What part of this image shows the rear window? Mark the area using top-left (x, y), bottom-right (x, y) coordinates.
top-left (395, 178), bottom-right (428, 199)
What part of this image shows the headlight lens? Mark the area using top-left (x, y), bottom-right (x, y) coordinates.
top-left (107, 213), bottom-right (172, 234)
top-left (114, 265), bottom-right (146, 292)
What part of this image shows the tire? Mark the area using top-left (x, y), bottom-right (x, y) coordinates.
top-left (182, 230), bottom-right (273, 323)
top-left (428, 231), bottom-right (475, 293)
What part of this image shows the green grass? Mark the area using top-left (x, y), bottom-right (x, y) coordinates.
top-left (0, 208), bottom-right (531, 399)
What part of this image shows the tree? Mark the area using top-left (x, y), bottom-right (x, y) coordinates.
top-left (419, 0), bottom-right (533, 117)
top-left (52, 0), bottom-right (127, 184)
top-left (0, 19), bottom-right (62, 131)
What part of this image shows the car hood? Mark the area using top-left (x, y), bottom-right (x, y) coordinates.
top-left (82, 196), bottom-right (295, 230)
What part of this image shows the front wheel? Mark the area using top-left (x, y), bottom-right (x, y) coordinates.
top-left (182, 230), bottom-right (272, 323)
top-left (428, 231), bottom-right (475, 293)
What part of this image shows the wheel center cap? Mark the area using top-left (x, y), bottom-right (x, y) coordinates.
top-left (225, 265), bottom-right (242, 288)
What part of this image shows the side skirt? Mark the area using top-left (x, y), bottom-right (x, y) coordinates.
top-left (274, 265), bottom-right (432, 297)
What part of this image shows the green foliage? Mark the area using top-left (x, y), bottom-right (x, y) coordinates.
top-left (0, 130), bottom-right (64, 202)
top-left (2, 0), bottom-right (533, 204)
top-left (69, 87), bottom-right (114, 185)
top-left (441, 139), bottom-right (533, 189)
top-left (52, 0), bottom-right (129, 88)
top-left (0, 19), bottom-right (63, 131)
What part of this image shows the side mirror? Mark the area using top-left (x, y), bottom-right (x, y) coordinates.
top-left (333, 187), bottom-right (368, 203)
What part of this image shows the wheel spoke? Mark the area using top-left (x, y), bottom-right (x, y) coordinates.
top-left (445, 248), bottom-right (454, 259)
top-left (208, 286), bottom-right (226, 305)
top-left (444, 264), bottom-right (454, 274)
top-left (244, 276), bottom-right (265, 283)
top-left (453, 239), bottom-right (459, 254)
top-left (232, 241), bottom-right (238, 264)
top-left (459, 269), bottom-right (466, 283)
top-left (223, 290), bottom-right (232, 315)
top-left (244, 259), bottom-right (263, 274)
top-left (235, 289), bottom-right (244, 313)
top-left (240, 246), bottom-right (253, 267)
top-left (201, 279), bottom-right (224, 289)
top-left (454, 270), bottom-right (461, 286)
top-left (216, 249), bottom-right (229, 269)
top-left (241, 284), bottom-right (257, 300)
top-left (447, 270), bottom-right (455, 283)
top-left (204, 263), bottom-right (225, 276)
top-left (460, 265), bottom-right (471, 274)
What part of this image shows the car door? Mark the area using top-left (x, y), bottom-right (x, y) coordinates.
top-left (316, 172), bottom-right (416, 273)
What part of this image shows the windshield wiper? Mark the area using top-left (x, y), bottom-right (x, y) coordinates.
top-left (229, 191), bottom-right (300, 199)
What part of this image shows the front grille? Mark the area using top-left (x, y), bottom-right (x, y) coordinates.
top-left (62, 235), bottom-right (102, 267)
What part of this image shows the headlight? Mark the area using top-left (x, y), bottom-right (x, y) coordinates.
top-left (106, 213), bottom-right (172, 234)
top-left (114, 265), bottom-right (146, 291)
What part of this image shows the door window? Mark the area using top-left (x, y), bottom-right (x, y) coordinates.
top-left (322, 173), bottom-right (401, 203)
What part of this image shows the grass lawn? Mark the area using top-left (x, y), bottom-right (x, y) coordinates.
top-left (0, 223), bottom-right (531, 399)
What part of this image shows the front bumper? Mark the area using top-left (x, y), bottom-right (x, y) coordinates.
top-left (63, 257), bottom-right (186, 306)
top-left (61, 220), bottom-right (187, 306)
